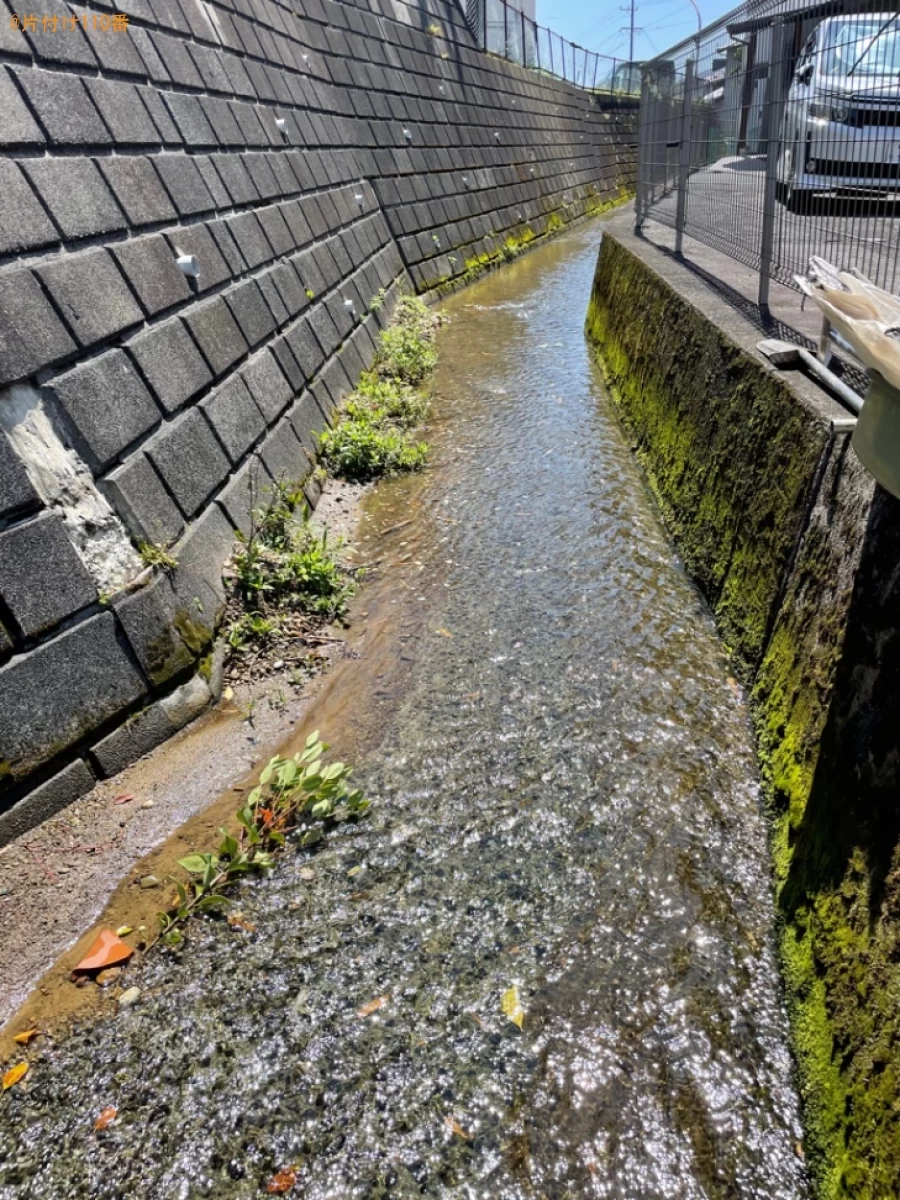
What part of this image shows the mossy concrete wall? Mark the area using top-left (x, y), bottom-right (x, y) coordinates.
top-left (586, 224), bottom-right (900, 1198)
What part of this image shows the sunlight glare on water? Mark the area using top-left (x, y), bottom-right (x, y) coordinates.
top-left (0, 223), bottom-right (808, 1200)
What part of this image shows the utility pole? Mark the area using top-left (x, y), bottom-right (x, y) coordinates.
top-left (620, 0), bottom-right (639, 61)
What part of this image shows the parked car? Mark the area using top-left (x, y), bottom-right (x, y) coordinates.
top-left (777, 13), bottom-right (900, 210)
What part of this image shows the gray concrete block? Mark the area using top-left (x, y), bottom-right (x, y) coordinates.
top-left (260, 416), bottom-right (307, 486)
top-left (207, 218), bottom-right (246, 276)
top-left (288, 390), bottom-right (327, 456)
top-left (111, 234), bottom-right (192, 317)
top-left (113, 572), bottom-right (194, 686)
top-left (0, 613), bottom-right (147, 779)
top-left (37, 250), bottom-right (140, 348)
top-left (0, 760), bottom-right (95, 848)
top-left (224, 280), bottom-right (275, 349)
top-left (0, 513), bottom-right (96, 637)
top-left (90, 702), bottom-right (175, 778)
top-left (97, 155), bottom-right (177, 226)
top-left (225, 211), bottom-right (272, 269)
top-left (217, 455), bottom-right (272, 537)
top-left (241, 349), bottom-right (293, 424)
top-left (0, 160), bottom-right (58, 256)
top-left (86, 79), bottom-right (159, 146)
top-left (127, 318), bottom-right (212, 414)
top-left (184, 298), bottom-right (249, 377)
top-left (12, 67), bottom-right (110, 145)
top-left (194, 156), bottom-right (231, 209)
top-left (271, 261), bottom-right (307, 318)
top-left (138, 85), bottom-right (179, 142)
top-left (146, 408), bottom-right (230, 517)
top-left (270, 335), bottom-right (305, 393)
top-left (257, 272), bottom-right (288, 327)
top-left (160, 92), bottom-right (216, 146)
top-left (169, 503), bottom-right (235, 647)
top-left (0, 269), bottom-right (77, 386)
top-left (74, 7), bottom-right (147, 74)
top-left (209, 154), bottom-right (257, 205)
top-left (0, 7), bottom-right (31, 58)
top-left (201, 375), bottom-right (266, 463)
top-left (150, 30), bottom-right (204, 89)
top-left (0, 430), bottom-right (37, 518)
top-left (257, 206), bottom-right (294, 257)
top-left (102, 453), bottom-right (184, 547)
top-left (127, 25), bottom-right (171, 83)
top-left (153, 154), bottom-right (215, 217)
top-left (285, 317), bottom-right (325, 379)
top-left (47, 348), bottom-right (159, 471)
top-left (24, 158), bottom-right (126, 240)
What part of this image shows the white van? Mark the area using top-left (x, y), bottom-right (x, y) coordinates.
top-left (777, 13), bottom-right (900, 210)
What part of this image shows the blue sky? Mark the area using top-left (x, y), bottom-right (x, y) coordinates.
top-left (538, 0), bottom-right (738, 63)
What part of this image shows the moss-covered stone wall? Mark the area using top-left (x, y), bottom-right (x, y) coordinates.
top-left (586, 230), bottom-right (900, 1198)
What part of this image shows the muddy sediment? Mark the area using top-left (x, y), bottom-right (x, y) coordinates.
top-left (0, 223), bottom-right (807, 1199)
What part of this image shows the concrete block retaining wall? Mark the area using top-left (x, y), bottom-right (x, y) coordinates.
top-left (587, 224), bottom-right (900, 1198)
top-left (0, 0), bottom-right (637, 842)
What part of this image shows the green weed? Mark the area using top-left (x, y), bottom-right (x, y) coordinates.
top-left (156, 732), bottom-right (368, 950)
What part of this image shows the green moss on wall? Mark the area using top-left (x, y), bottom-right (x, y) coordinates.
top-left (585, 234), bottom-right (825, 672)
top-left (585, 232), bottom-right (900, 1198)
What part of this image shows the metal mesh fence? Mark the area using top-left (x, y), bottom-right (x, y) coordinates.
top-left (637, 0), bottom-right (900, 308)
top-left (468, 0), bottom-right (642, 94)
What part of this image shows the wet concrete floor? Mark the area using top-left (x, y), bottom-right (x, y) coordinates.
top-left (0, 222), bottom-right (808, 1199)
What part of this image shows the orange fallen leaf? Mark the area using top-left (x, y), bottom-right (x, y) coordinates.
top-left (2, 1063), bottom-right (28, 1090)
top-left (13, 1029), bottom-right (38, 1046)
top-left (445, 1115), bottom-right (472, 1139)
top-left (227, 913), bottom-right (257, 933)
top-left (73, 929), bottom-right (134, 974)
top-left (112, 793), bottom-right (135, 805)
top-left (266, 1165), bottom-right (297, 1194)
top-left (94, 1106), bottom-right (117, 1131)
top-left (356, 995), bottom-right (388, 1018)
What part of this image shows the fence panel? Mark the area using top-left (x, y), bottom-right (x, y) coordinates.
top-left (637, 0), bottom-right (900, 307)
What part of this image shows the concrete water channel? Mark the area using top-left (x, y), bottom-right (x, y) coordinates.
top-left (0, 223), bottom-right (808, 1199)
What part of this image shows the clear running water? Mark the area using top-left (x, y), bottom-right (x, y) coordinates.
top-left (0, 223), bottom-right (808, 1200)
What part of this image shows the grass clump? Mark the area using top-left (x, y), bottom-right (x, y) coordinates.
top-left (319, 294), bottom-right (438, 482)
top-left (139, 542), bottom-right (178, 571)
top-left (224, 480), bottom-right (356, 663)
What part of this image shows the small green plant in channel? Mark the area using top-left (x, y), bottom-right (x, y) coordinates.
top-left (139, 542), bottom-right (178, 571)
top-left (224, 480), bottom-right (356, 656)
top-left (319, 293), bottom-right (438, 483)
top-left (155, 732), bottom-right (369, 949)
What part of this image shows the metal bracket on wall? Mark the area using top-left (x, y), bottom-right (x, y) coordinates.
top-left (757, 338), bottom-right (862, 419)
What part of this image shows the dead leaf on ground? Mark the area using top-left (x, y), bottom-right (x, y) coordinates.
top-left (445, 1116), bottom-right (472, 1140)
top-left (223, 686), bottom-right (234, 702)
top-left (112, 793), bottom-right (135, 805)
top-left (12, 1029), bottom-right (38, 1046)
top-left (73, 929), bottom-right (134, 974)
top-left (357, 995), bottom-right (389, 1018)
top-left (227, 913), bottom-right (257, 933)
top-left (436, 627), bottom-right (453, 638)
top-left (266, 1165), bottom-right (298, 1194)
top-left (2, 1063), bottom-right (28, 1091)
top-left (93, 1106), bottom-right (117, 1131)
top-left (501, 985), bottom-right (526, 1029)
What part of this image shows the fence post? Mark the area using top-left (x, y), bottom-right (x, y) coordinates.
top-left (636, 69), bottom-right (651, 230)
top-left (482, 0), bottom-right (487, 51)
top-left (674, 58), bottom-right (695, 256)
top-left (521, 10), bottom-right (526, 65)
top-left (759, 20), bottom-right (787, 312)
top-left (503, 0), bottom-right (508, 58)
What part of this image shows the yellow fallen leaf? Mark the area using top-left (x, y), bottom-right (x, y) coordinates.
top-left (2, 1063), bottom-right (28, 1090)
top-left (501, 985), bottom-right (525, 1029)
top-left (357, 995), bottom-right (388, 1018)
top-left (223, 686), bottom-right (234, 702)
top-left (436, 627), bottom-right (453, 638)
top-left (13, 1029), bottom-right (38, 1046)
top-left (115, 926), bottom-right (133, 937)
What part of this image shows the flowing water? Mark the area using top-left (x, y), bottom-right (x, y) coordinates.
top-left (0, 224), bottom-right (808, 1199)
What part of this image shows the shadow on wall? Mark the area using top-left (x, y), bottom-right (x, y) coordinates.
top-left (778, 482), bottom-right (900, 1196)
